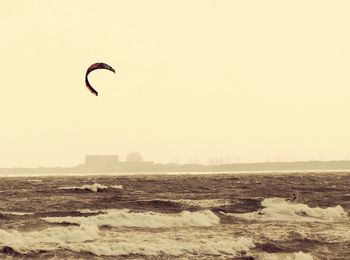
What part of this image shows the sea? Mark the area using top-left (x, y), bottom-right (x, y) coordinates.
top-left (0, 171), bottom-right (349, 259)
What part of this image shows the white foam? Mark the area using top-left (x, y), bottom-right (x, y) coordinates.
top-left (232, 198), bottom-right (348, 222)
top-left (42, 209), bottom-right (220, 228)
top-left (0, 225), bottom-right (254, 257)
top-left (0, 224), bottom-right (100, 254)
top-left (62, 235), bottom-right (254, 257)
top-left (171, 199), bottom-right (231, 208)
top-left (1, 212), bottom-right (34, 216)
top-left (111, 184), bottom-right (123, 190)
top-left (77, 209), bottom-right (101, 214)
top-left (258, 252), bottom-right (314, 260)
top-left (58, 183), bottom-right (123, 193)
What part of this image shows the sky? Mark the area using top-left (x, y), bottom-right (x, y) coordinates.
top-left (1, 1), bottom-right (350, 167)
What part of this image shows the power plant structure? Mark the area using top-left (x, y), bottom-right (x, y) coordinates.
top-left (81, 152), bottom-right (154, 172)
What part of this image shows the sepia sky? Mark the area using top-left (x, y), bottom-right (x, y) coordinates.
top-left (1, 1), bottom-right (350, 167)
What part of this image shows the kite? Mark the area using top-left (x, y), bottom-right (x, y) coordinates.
top-left (85, 62), bottom-right (115, 96)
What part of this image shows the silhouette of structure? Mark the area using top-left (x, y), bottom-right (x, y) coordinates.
top-left (3, 158), bottom-right (350, 174)
top-left (84, 155), bottom-right (119, 170)
top-left (126, 152), bottom-right (143, 162)
top-left (80, 152), bottom-right (153, 172)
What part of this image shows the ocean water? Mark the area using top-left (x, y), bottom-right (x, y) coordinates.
top-left (0, 172), bottom-right (349, 259)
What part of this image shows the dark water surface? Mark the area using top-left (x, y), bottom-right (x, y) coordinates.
top-left (0, 172), bottom-right (349, 259)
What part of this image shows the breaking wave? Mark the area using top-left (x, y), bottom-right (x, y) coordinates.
top-left (1, 212), bottom-right (34, 216)
top-left (77, 209), bottom-right (101, 214)
top-left (171, 199), bottom-right (231, 208)
top-left (27, 179), bottom-right (43, 182)
top-left (63, 234), bottom-right (254, 257)
top-left (258, 251), bottom-right (315, 260)
top-left (232, 198), bottom-right (348, 222)
top-left (57, 183), bottom-right (123, 193)
top-left (42, 209), bottom-right (220, 228)
top-left (0, 210), bottom-right (254, 257)
top-left (0, 225), bottom-right (100, 254)
top-left (0, 225), bottom-right (255, 257)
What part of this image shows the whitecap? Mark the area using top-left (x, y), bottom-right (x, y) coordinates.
top-left (0, 224), bottom-right (99, 254)
top-left (42, 209), bottom-right (220, 228)
top-left (258, 251), bottom-right (315, 260)
top-left (232, 198), bottom-right (348, 222)
top-left (0, 225), bottom-right (254, 257)
top-left (57, 183), bottom-right (123, 193)
top-left (171, 199), bottom-right (231, 208)
top-left (1, 212), bottom-right (34, 216)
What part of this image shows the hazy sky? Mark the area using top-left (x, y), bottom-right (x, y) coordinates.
top-left (2, 1), bottom-right (350, 167)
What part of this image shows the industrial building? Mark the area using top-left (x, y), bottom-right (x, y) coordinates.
top-left (84, 155), bottom-right (119, 169)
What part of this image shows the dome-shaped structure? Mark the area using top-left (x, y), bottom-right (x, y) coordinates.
top-left (126, 152), bottom-right (143, 162)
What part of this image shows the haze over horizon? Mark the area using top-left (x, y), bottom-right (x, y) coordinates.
top-left (2, 1), bottom-right (350, 167)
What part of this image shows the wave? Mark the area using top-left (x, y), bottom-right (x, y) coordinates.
top-left (110, 184), bottom-right (123, 190)
top-left (0, 224), bottom-right (100, 254)
top-left (230, 198), bottom-right (348, 222)
top-left (57, 183), bottom-right (123, 193)
top-left (42, 209), bottom-right (220, 228)
top-left (171, 199), bottom-right (231, 208)
top-left (27, 179), bottom-right (43, 182)
top-left (62, 235), bottom-right (254, 257)
top-left (258, 251), bottom-right (315, 260)
top-left (1, 212), bottom-right (34, 216)
top-left (0, 225), bottom-right (254, 257)
top-left (77, 209), bottom-right (101, 214)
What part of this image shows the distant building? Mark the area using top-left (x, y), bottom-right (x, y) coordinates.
top-left (84, 155), bottom-right (119, 169)
top-left (81, 153), bottom-right (154, 172)
top-left (126, 152), bottom-right (143, 162)
top-left (123, 152), bottom-right (154, 171)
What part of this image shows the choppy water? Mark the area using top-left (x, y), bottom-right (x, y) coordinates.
top-left (0, 172), bottom-right (349, 259)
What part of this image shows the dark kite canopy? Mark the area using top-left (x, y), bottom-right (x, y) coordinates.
top-left (85, 63), bottom-right (115, 96)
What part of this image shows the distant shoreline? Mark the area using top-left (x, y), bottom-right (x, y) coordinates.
top-left (0, 170), bottom-right (350, 178)
top-left (2, 160), bottom-right (350, 176)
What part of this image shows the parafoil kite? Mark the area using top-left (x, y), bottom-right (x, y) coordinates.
top-left (85, 63), bottom-right (115, 96)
